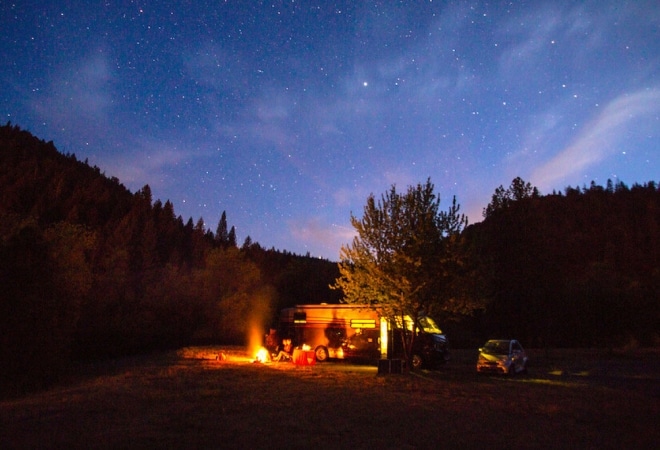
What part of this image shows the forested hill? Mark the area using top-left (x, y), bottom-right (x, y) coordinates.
top-left (1, 123), bottom-right (658, 396)
top-left (0, 123), bottom-right (339, 396)
top-left (464, 178), bottom-right (660, 349)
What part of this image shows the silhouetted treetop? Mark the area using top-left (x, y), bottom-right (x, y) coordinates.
top-left (483, 177), bottom-right (540, 218)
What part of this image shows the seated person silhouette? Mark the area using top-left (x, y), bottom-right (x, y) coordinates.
top-left (272, 339), bottom-right (293, 362)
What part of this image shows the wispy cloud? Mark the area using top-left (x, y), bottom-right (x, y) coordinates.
top-left (33, 52), bottom-right (113, 132)
top-left (497, 5), bottom-right (562, 76)
top-left (333, 186), bottom-right (366, 209)
top-left (99, 137), bottom-right (208, 191)
top-left (531, 88), bottom-right (660, 190)
top-left (288, 217), bottom-right (355, 258)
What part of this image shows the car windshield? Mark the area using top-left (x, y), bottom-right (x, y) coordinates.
top-left (482, 340), bottom-right (510, 355)
top-left (396, 315), bottom-right (443, 334)
top-left (418, 316), bottom-right (442, 334)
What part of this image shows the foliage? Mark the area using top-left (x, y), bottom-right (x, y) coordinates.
top-left (469, 178), bottom-right (660, 349)
top-left (0, 123), bottom-right (340, 395)
top-left (333, 179), bottom-right (470, 367)
top-left (482, 176), bottom-right (540, 219)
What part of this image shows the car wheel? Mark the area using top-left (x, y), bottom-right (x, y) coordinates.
top-left (315, 346), bottom-right (329, 362)
top-left (411, 354), bottom-right (424, 370)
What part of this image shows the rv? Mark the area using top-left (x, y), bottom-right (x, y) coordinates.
top-left (278, 303), bottom-right (449, 369)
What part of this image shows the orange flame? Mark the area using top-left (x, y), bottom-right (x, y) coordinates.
top-left (254, 347), bottom-right (271, 363)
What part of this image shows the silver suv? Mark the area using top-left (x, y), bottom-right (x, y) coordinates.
top-left (477, 339), bottom-right (528, 375)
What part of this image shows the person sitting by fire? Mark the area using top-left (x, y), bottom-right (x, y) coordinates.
top-left (272, 338), bottom-right (293, 362)
top-left (265, 328), bottom-right (278, 355)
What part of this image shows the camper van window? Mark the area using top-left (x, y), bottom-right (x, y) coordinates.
top-left (350, 319), bottom-right (377, 329)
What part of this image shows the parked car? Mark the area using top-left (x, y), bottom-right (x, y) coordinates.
top-left (476, 339), bottom-right (528, 375)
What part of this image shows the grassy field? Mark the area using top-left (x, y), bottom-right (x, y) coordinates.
top-left (1, 347), bottom-right (658, 449)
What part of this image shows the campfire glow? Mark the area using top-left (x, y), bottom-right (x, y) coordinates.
top-left (254, 347), bottom-right (271, 363)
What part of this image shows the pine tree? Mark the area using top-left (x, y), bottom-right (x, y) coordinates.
top-left (216, 211), bottom-right (229, 246)
top-left (228, 225), bottom-right (237, 248)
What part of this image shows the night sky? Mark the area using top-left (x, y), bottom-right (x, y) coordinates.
top-left (2, 1), bottom-right (658, 259)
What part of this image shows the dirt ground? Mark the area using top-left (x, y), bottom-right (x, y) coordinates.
top-left (1, 347), bottom-right (658, 449)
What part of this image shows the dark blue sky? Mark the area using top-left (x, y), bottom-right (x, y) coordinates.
top-left (2, 1), bottom-right (658, 259)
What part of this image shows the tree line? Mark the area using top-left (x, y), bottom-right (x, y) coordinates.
top-left (466, 177), bottom-right (659, 349)
top-left (334, 177), bottom-right (658, 366)
top-left (0, 123), bottom-right (339, 396)
top-left (1, 123), bottom-right (658, 392)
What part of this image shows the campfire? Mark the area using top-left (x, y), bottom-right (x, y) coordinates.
top-left (253, 347), bottom-right (271, 363)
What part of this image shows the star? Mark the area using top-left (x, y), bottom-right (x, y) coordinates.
top-left (2, 1), bottom-right (657, 259)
